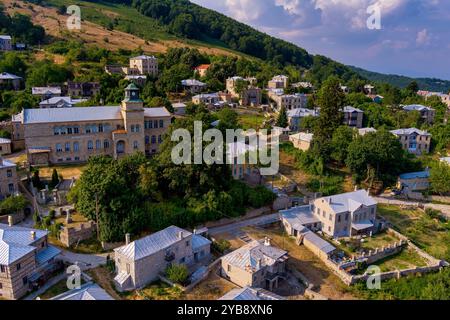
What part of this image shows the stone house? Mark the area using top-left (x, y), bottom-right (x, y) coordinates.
top-left (220, 238), bottom-right (288, 291)
top-left (181, 79), bottom-right (207, 94)
top-left (268, 75), bottom-right (289, 89)
top-left (38, 97), bottom-right (87, 108)
top-left (11, 112), bottom-right (25, 151)
top-left (289, 132), bottom-right (313, 151)
top-left (390, 128), bottom-right (431, 155)
top-left (0, 224), bottom-right (61, 299)
top-left (403, 104), bottom-right (435, 124)
top-left (343, 106), bottom-right (364, 128)
top-left (113, 226), bottom-right (211, 291)
top-left (0, 158), bottom-right (17, 200)
top-left (270, 92), bottom-right (308, 111)
top-left (312, 190), bottom-right (378, 238)
top-left (397, 169), bottom-right (430, 192)
top-left (0, 35), bottom-right (12, 51)
top-left (67, 81), bottom-right (101, 98)
top-left (192, 93), bottom-right (220, 107)
top-left (226, 76), bottom-right (261, 106)
top-left (0, 138), bottom-right (12, 155)
top-left (194, 64), bottom-right (211, 77)
top-left (287, 108), bottom-right (318, 131)
top-left (0, 72), bottom-right (22, 91)
top-left (14, 84), bottom-right (171, 165)
top-left (128, 55), bottom-right (158, 77)
top-left (32, 87), bottom-right (62, 101)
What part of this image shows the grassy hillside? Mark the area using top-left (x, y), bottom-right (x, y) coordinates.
top-left (350, 66), bottom-right (450, 93)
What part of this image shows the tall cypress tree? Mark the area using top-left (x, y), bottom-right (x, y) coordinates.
top-left (276, 107), bottom-right (288, 128)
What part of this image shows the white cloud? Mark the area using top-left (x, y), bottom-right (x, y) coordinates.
top-left (416, 28), bottom-right (431, 46)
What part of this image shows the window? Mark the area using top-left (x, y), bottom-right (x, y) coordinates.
top-left (145, 136), bottom-right (150, 144)
top-left (131, 125), bottom-right (135, 133)
top-left (98, 124), bottom-right (104, 132)
top-left (96, 140), bottom-right (101, 150)
top-left (148, 121), bottom-right (153, 129)
top-left (53, 128), bottom-right (60, 135)
top-left (135, 124), bottom-right (140, 132)
top-left (8, 184), bottom-right (14, 193)
top-left (65, 143), bottom-right (70, 152)
top-left (126, 263), bottom-right (130, 274)
top-left (133, 141), bottom-right (139, 149)
top-left (0, 265), bottom-right (5, 273)
top-left (74, 127), bottom-right (79, 134)
top-left (87, 141), bottom-right (93, 150)
top-left (22, 276), bottom-right (28, 286)
top-left (345, 213), bottom-right (349, 221)
top-left (159, 120), bottom-right (164, 128)
top-left (180, 257), bottom-right (185, 264)
top-left (104, 140), bottom-right (110, 149)
top-left (56, 143), bottom-right (62, 152)
top-left (158, 135), bottom-right (162, 144)
top-left (329, 214), bottom-right (332, 221)
top-left (73, 142), bottom-right (79, 152)
top-left (186, 240), bottom-right (189, 247)
top-left (7, 170), bottom-right (12, 178)
top-left (151, 135), bottom-right (156, 144)
top-left (16, 263), bottom-right (21, 271)
top-left (67, 127), bottom-right (73, 134)
top-left (154, 120), bottom-right (158, 128)
top-left (0, 282), bottom-right (2, 289)
top-left (338, 215), bottom-right (341, 223)
top-left (85, 127), bottom-right (91, 134)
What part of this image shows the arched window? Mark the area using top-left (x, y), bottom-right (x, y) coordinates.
top-left (56, 144), bottom-right (62, 152)
top-left (145, 136), bottom-right (150, 144)
top-left (104, 140), bottom-right (110, 149)
top-left (131, 125), bottom-right (135, 133)
top-left (151, 135), bottom-right (156, 144)
top-left (96, 140), bottom-right (101, 149)
top-left (87, 140), bottom-right (93, 150)
top-left (133, 141), bottom-right (139, 149)
top-left (73, 142), bottom-right (79, 152)
top-left (65, 142), bottom-right (70, 152)
top-left (135, 124), bottom-right (140, 132)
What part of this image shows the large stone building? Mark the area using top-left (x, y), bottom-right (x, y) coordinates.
top-left (226, 76), bottom-right (261, 106)
top-left (128, 55), bottom-right (158, 77)
top-left (67, 82), bottom-right (101, 98)
top-left (270, 92), bottom-right (308, 111)
top-left (114, 226), bottom-right (211, 291)
top-left (0, 224), bottom-right (61, 299)
top-left (14, 84), bottom-right (171, 165)
top-left (390, 128), bottom-right (431, 155)
top-left (287, 108), bottom-right (318, 131)
top-left (0, 157), bottom-right (17, 200)
top-left (268, 75), bottom-right (289, 89)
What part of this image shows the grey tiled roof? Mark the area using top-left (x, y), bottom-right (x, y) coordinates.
top-left (222, 239), bottom-right (287, 273)
top-left (114, 226), bottom-right (192, 261)
top-left (0, 224), bottom-right (47, 265)
top-left (316, 190), bottom-right (377, 214)
top-left (50, 282), bottom-right (114, 300)
top-left (390, 128), bottom-right (430, 136)
top-left (219, 287), bottom-right (284, 300)
top-left (192, 234), bottom-right (211, 250)
top-left (22, 106), bottom-right (170, 124)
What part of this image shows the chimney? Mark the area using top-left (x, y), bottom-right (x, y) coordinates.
top-left (193, 228), bottom-right (197, 235)
top-left (8, 215), bottom-right (13, 227)
top-left (328, 197), bottom-right (332, 204)
top-left (264, 237), bottom-right (271, 247)
top-left (256, 258), bottom-right (262, 269)
top-left (125, 233), bottom-right (131, 245)
top-left (178, 231), bottom-right (184, 240)
top-left (354, 185), bottom-right (358, 192)
top-left (30, 231), bottom-right (36, 240)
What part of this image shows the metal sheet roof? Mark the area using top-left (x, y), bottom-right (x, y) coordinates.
top-left (50, 282), bottom-right (114, 300)
top-left (36, 245), bottom-right (61, 265)
top-left (222, 240), bottom-right (287, 273)
top-left (316, 190), bottom-right (377, 214)
top-left (23, 106), bottom-right (122, 124)
top-left (219, 287), bottom-right (284, 300)
top-left (280, 205), bottom-right (320, 228)
top-left (114, 226), bottom-right (192, 261)
top-left (192, 234), bottom-right (211, 251)
top-left (399, 170), bottom-right (430, 180)
top-left (287, 108), bottom-right (318, 118)
top-left (0, 224), bottom-right (48, 265)
top-left (303, 231), bottom-right (336, 254)
top-left (390, 128), bottom-right (430, 136)
top-left (143, 107), bottom-right (171, 118)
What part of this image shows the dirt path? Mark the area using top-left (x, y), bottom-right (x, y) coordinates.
top-left (4, 0), bottom-right (240, 56)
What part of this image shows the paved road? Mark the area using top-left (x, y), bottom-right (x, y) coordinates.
top-left (209, 213), bottom-right (280, 236)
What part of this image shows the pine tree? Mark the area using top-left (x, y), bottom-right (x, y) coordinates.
top-left (276, 107), bottom-right (288, 128)
top-left (50, 168), bottom-right (60, 189)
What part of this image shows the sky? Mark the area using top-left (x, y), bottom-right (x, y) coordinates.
top-left (191, 0), bottom-right (450, 80)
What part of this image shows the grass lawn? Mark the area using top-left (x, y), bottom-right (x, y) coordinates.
top-left (124, 281), bottom-right (183, 300)
top-left (378, 205), bottom-right (450, 261)
top-left (238, 113), bottom-right (265, 130)
top-left (37, 164), bottom-right (87, 180)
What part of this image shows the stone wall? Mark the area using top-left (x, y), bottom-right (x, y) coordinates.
top-left (59, 221), bottom-right (96, 247)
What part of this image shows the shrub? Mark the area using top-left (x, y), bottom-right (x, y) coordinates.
top-left (165, 264), bottom-right (189, 285)
top-left (212, 239), bottom-right (231, 254)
